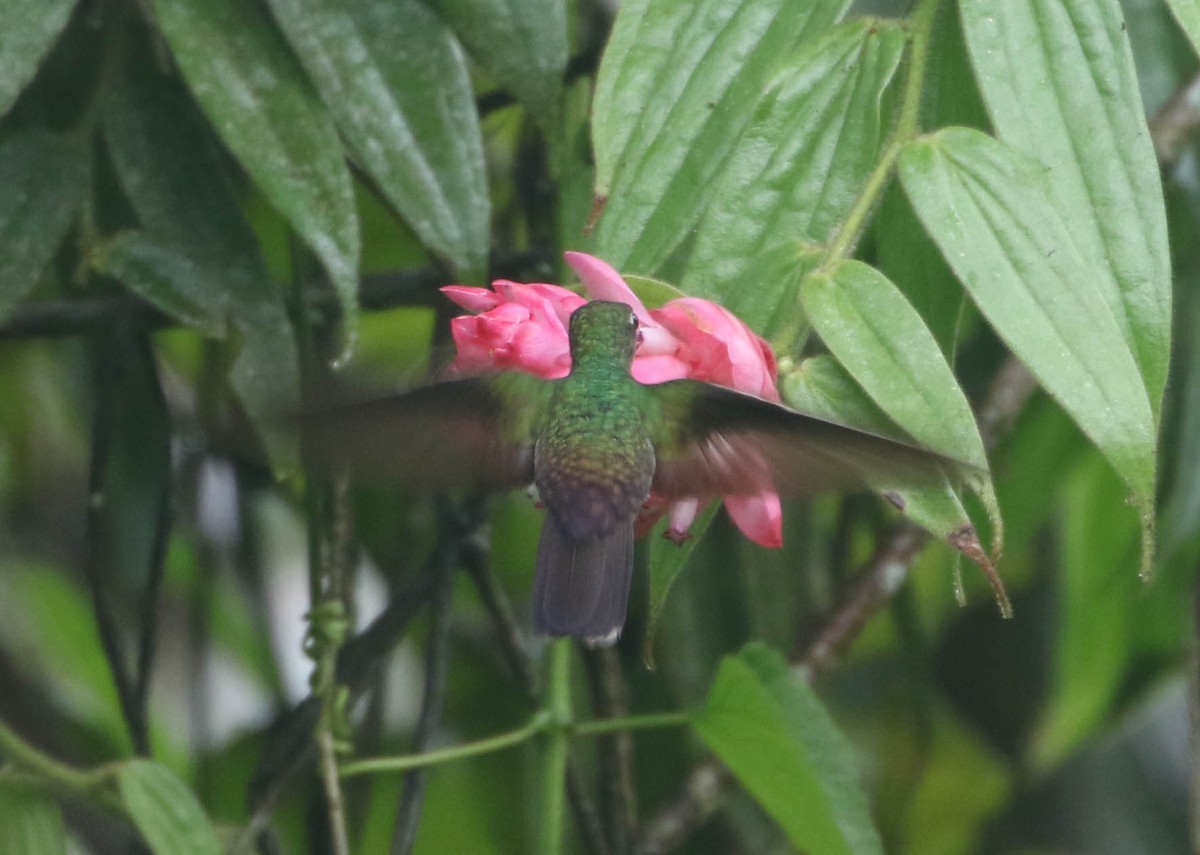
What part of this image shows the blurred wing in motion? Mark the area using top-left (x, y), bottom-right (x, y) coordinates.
top-left (648, 380), bottom-right (968, 500)
top-left (301, 372), bottom-right (551, 491)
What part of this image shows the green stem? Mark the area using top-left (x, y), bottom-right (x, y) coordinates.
top-left (538, 639), bottom-right (573, 855)
top-left (572, 711), bottom-right (693, 737)
top-left (0, 719), bottom-right (121, 812)
top-left (337, 703), bottom-right (691, 779)
top-left (820, 0), bottom-right (943, 268)
top-left (340, 712), bottom-right (552, 778)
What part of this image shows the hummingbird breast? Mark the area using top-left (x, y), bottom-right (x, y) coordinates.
top-left (534, 373), bottom-right (655, 542)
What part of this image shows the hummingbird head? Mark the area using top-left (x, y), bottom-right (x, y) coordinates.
top-left (567, 301), bottom-right (640, 367)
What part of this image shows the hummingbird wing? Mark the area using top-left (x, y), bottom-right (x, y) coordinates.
top-left (301, 372), bottom-right (551, 491)
top-left (533, 516), bottom-right (634, 647)
top-left (647, 380), bottom-right (965, 499)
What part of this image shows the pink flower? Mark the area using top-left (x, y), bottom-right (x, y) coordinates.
top-left (439, 252), bottom-right (784, 549)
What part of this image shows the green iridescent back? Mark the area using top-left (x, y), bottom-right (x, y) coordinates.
top-left (533, 302), bottom-right (656, 541)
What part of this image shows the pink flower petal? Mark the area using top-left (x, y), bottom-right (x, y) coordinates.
top-left (724, 493), bottom-right (783, 548)
top-left (630, 353), bottom-right (691, 384)
top-left (666, 497), bottom-right (701, 544)
top-left (565, 251), bottom-right (653, 323)
top-left (441, 285), bottom-right (499, 312)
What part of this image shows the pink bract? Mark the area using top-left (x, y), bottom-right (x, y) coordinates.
top-left (439, 252), bottom-right (785, 549)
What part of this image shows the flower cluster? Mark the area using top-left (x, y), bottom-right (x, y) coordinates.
top-left (441, 251), bottom-right (783, 548)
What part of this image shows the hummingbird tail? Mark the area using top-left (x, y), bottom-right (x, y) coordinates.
top-left (533, 518), bottom-right (634, 647)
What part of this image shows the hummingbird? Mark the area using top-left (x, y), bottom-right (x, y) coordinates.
top-left (305, 300), bottom-right (960, 646)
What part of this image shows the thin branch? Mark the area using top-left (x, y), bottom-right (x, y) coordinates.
top-left (1190, 560), bottom-right (1200, 850)
top-left (462, 543), bottom-right (539, 694)
top-left (0, 252), bottom-right (549, 340)
top-left (583, 647), bottom-right (638, 855)
top-left (390, 545), bottom-right (457, 855)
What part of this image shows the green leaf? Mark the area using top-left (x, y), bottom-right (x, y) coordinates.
top-left (0, 130), bottom-right (87, 319)
top-left (959, 0), bottom-right (1171, 424)
top-left (1167, 0), bottom-right (1200, 57)
top-left (781, 355), bottom-right (1004, 608)
top-left (683, 20), bottom-right (904, 304)
top-left (90, 329), bottom-right (171, 607)
top-left (101, 81), bottom-right (300, 475)
top-left (643, 502), bottom-right (720, 664)
top-left (94, 233), bottom-right (227, 337)
top-left (429, 0), bottom-right (567, 127)
top-left (149, 0), bottom-right (360, 355)
top-left (590, 0), bottom-right (848, 273)
top-left (0, 0), bottom-right (76, 117)
top-left (265, 0), bottom-right (489, 280)
top-left (802, 261), bottom-right (987, 470)
top-left (0, 565), bottom-right (129, 750)
top-left (899, 127), bottom-right (1157, 578)
top-left (721, 241), bottom-right (822, 339)
top-left (693, 643), bottom-right (883, 855)
top-left (1032, 453), bottom-right (1140, 770)
top-left (118, 760), bottom-right (222, 855)
top-left (0, 783), bottom-right (68, 855)
top-left (801, 260), bottom-right (1002, 552)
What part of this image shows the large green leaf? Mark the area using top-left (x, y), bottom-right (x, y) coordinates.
top-left (265, 0), bottom-right (489, 280)
top-left (959, 0), bottom-right (1171, 424)
top-left (118, 760), bottom-right (222, 855)
top-left (0, 783), bottom-right (68, 855)
top-left (429, 0), bottom-right (567, 128)
top-left (802, 261), bottom-right (987, 470)
top-left (900, 128), bottom-right (1157, 578)
top-left (590, 0), bottom-right (848, 273)
top-left (0, 0), bottom-right (76, 117)
top-left (693, 644), bottom-right (883, 854)
top-left (781, 355), bottom-right (1002, 605)
top-left (801, 260), bottom-right (1002, 553)
top-left (149, 0), bottom-right (360, 354)
top-left (101, 81), bottom-right (300, 475)
top-left (683, 20), bottom-right (904, 306)
top-left (0, 130), bottom-right (87, 319)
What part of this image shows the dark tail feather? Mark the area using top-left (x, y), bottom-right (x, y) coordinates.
top-left (533, 518), bottom-right (634, 647)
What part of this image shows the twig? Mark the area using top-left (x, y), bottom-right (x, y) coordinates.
top-left (583, 648), bottom-right (638, 855)
top-left (0, 253), bottom-right (550, 340)
top-left (390, 547), bottom-right (456, 854)
top-left (234, 577), bottom-right (433, 854)
top-left (1190, 561), bottom-right (1200, 850)
top-left (462, 543), bottom-right (539, 694)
